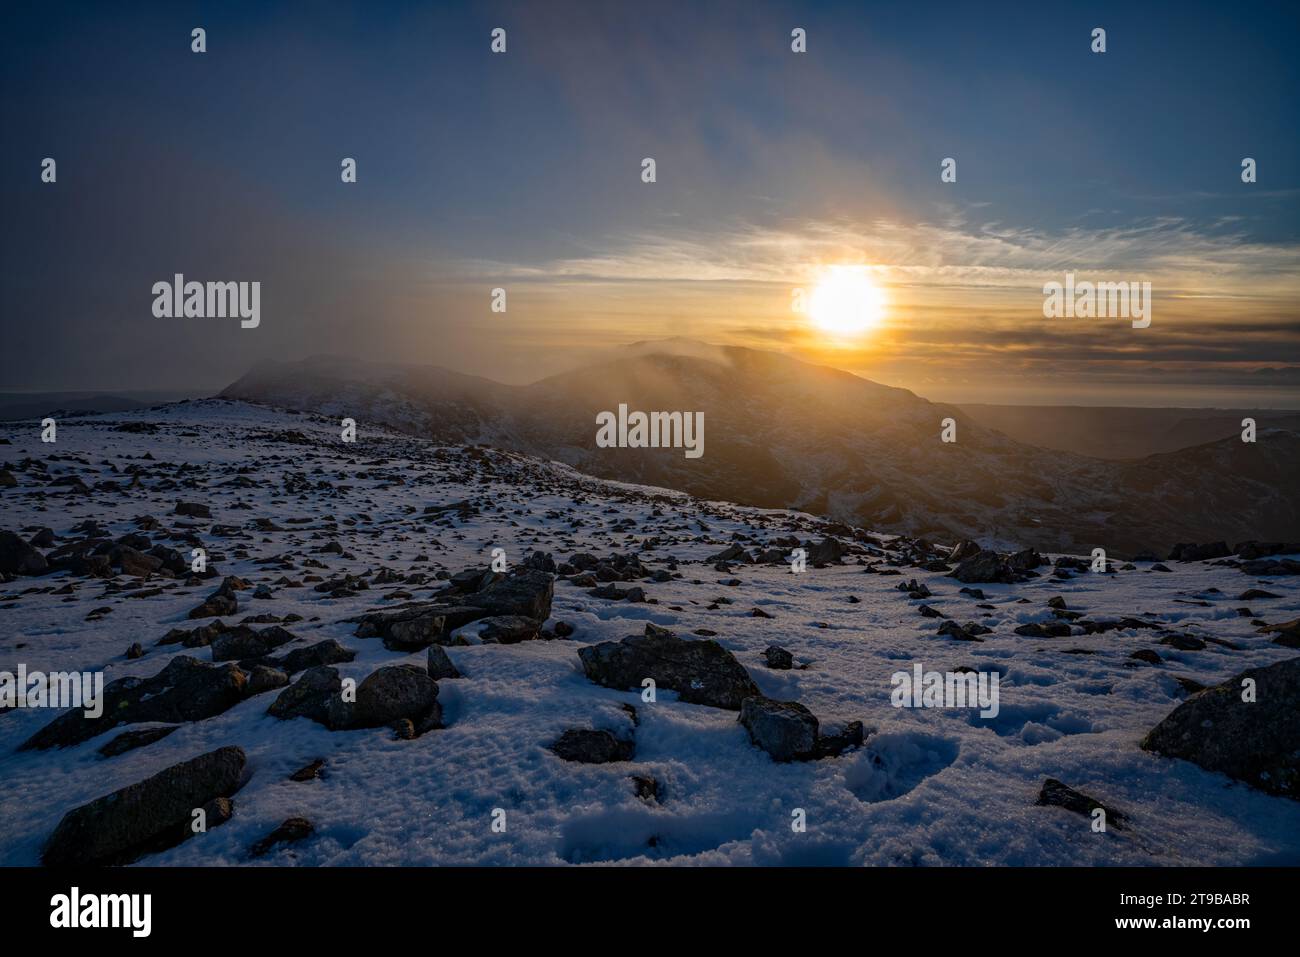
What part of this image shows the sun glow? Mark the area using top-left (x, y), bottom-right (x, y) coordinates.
top-left (807, 267), bottom-right (887, 340)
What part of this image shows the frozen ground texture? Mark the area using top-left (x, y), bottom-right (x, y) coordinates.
top-left (1, 400), bottom-right (1298, 866)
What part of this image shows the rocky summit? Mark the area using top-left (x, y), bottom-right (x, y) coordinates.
top-left (1, 400), bottom-right (1298, 865)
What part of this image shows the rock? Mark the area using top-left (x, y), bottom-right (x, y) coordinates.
top-left (0, 530), bottom-right (48, 576)
top-left (550, 728), bottom-right (634, 763)
top-left (948, 540), bottom-right (982, 562)
top-left (42, 746), bottom-right (246, 866)
top-left (271, 638), bottom-right (356, 674)
top-left (0, 469), bottom-right (16, 488)
top-left (97, 725), bottom-right (179, 758)
top-left (739, 696), bottom-right (818, 762)
top-left (352, 664), bottom-right (441, 733)
top-left (110, 544), bottom-right (162, 577)
top-left (805, 538), bottom-right (848, 565)
top-left (476, 615), bottom-right (541, 644)
top-left (211, 625), bottom-right (296, 662)
top-left (1260, 619), bottom-right (1300, 649)
top-left (289, 759), bottom-right (325, 782)
top-left (267, 666), bottom-right (351, 729)
top-left (1158, 633), bottom-right (1206, 651)
top-left (630, 774), bottom-right (660, 803)
top-left (1141, 657), bottom-right (1300, 799)
top-left (126, 642), bottom-right (144, 660)
top-left (22, 656), bottom-right (248, 750)
top-left (188, 592), bottom-right (237, 620)
top-left (1169, 542), bottom-right (1230, 562)
top-left (353, 603), bottom-right (487, 650)
top-left (246, 665), bottom-right (289, 695)
top-left (466, 567), bottom-right (554, 620)
top-left (950, 551), bottom-right (1015, 584)
top-left (938, 620), bottom-right (984, 642)
top-left (1128, 649), bottom-right (1162, 664)
top-left (248, 817), bottom-right (314, 858)
top-left (553, 620), bottom-right (575, 638)
top-left (578, 623), bottom-right (760, 710)
top-left (174, 501), bottom-right (211, 519)
top-left (426, 644), bottom-right (461, 680)
top-left (1035, 778), bottom-right (1128, 830)
top-left (763, 645), bottom-right (794, 670)
top-left (707, 543), bottom-right (749, 563)
top-left (815, 720), bottom-right (865, 758)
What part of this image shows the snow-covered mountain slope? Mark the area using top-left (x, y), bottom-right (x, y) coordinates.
top-left (220, 345), bottom-right (1300, 557)
top-left (1, 400), bottom-right (1298, 866)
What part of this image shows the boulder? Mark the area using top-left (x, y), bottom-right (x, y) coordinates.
top-left (0, 530), bottom-right (48, 576)
top-left (426, 645), bottom-right (462, 680)
top-left (353, 664), bottom-right (441, 732)
top-left (267, 666), bottom-right (351, 729)
top-left (739, 696), bottom-right (818, 762)
top-left (42, 746), bottom-right (246, 866)
top-left (950, 551), bottom-right (1016, 584)
top-left (578, 623), bottom-right (759, 710)
top-left (22, 656), bottom-right (248, 750)
top-left (211, 625), bottom-right (296, 662)
top-left (1140, 657), bottom-right (1300, 799)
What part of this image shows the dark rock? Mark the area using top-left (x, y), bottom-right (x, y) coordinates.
top-left (249, 817), bottom-right (314, 858)
top-left (267, 666), bottom-right (351, 728)
top-left (1141, 657), bottom-right (1300, 799)
top-left (475, 615), bottom-right (541, 644)
top-left (22, 656), bottom-right (248, 750)
top-left (0, 530), bottom-right (48, 576)
top-left (97, 725), bottom-right (179, 758)
top-left (272, 638), bottom-right (356, 674)
top-left (763, 645), bottom-right (794, 670)
top-left (950, 551), bottom-right (1015, 584)
top-left (353, 664), bottom-right (441, 733)
top-left (1129, 649), bottom-right (1162, 664)
top-left (426, 644), bottom-right (461, 680)
top-left (1035, 778), bottom-right (1128, 830)
top-left (550, 728), bottom-right (634, 763)
top-left (246, 665), bottom-right (289, 695)
top-left (174, 502), bottom-right (211, 519)
top-left (739, 696), bottom-right (818, 762)
top-left (289, 759), bottom-right (325, 782)
top-left (578, 623), bottom-right (759, 710)
top-left (630, 774), bottom-right (660, 803)
top-left (42, 746), bottom-right (246, 866)
top-left (211, 625), bottom-right (295, 662)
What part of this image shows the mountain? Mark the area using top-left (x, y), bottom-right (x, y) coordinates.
top-left (220, 344), bottom-right (1300, 557)
top-left (0, 391), bottom-right (169, 422)
top-left (960, 404), bottom-right (1300, 459)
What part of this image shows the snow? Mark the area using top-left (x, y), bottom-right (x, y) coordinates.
top-left (1, 398), bottom-right (1298, 866)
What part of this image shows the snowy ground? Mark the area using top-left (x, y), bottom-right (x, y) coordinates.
top-left (1, 399), bottom-right (1298, 866)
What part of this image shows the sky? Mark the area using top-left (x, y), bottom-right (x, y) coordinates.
top-left (2, 0), bottom-right (1298, 406)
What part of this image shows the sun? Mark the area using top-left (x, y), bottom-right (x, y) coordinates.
top-left (807, 267), bottom-right (886, 340)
